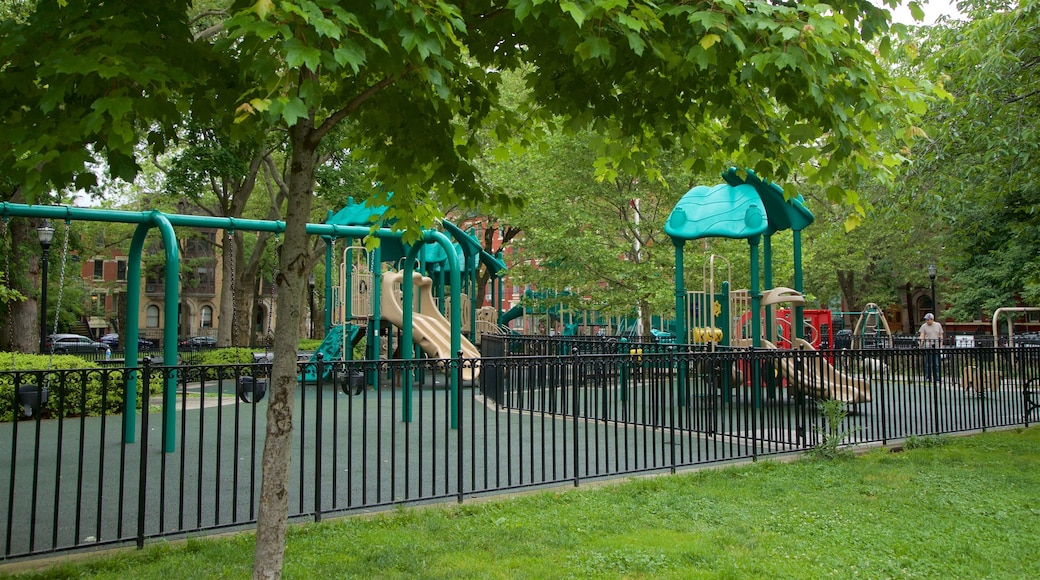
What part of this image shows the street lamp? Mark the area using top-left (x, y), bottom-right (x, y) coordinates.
top-left (928, 263), bottom-right (937, 321)
top-left (308, 273), bottom-right (316, 339)
top-left (37, 219), bottom-right (55, 352)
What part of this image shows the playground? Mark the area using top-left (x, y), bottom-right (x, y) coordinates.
top-left (3, 168), bottom-right (1040, 562)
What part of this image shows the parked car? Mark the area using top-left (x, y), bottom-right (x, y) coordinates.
top-left (1015, 332), bottom-right (1040, 347)
top-left (99, 333), bottom-right (156, 350)
top-left (44, 333), bottom-right (109, 355)
top-left (179, 336), bottom-right (218, 349)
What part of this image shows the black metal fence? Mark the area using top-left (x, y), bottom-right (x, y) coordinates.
top-left (3, 337), bottom-right (1040, 562)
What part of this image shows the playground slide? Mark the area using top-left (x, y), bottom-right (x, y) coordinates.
top-left (381, 271), bottom-right (480, 381)
top-left (764, 338), bottom-right (871, 404)
top-left (498, 302), bottom-right (524, 326)
top-left (303, 324), bottom-right (363, 382)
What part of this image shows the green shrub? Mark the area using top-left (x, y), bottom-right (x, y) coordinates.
top-left (807, 399), bottom-right (861, 460)
top-left (199, 348), bottom-right (264, 380)
top-left (298, 338), bottom-right (323, 351)
top-left (0, 353), bottom-right (163, 422)
top-left (903, 434), bottom-right (952, 450)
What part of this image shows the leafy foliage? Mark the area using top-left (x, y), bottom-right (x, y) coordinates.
top-left (1, 1), bottom-right (938, 574)
top-left (901, 0), bottom-right (1040, 317)
top-left (0, 0), bottom-right (226, 197)
top-left (807, 398), bottom-right (860, 460)
top-left (0, 354), bottom-right (161, 421)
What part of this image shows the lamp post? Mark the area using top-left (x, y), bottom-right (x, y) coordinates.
top-left (308, 273), bottom-right (316, 339)
top-left (928, 263), bottom-right (937, 320)
top-left (37, 219), bottom-right (55, 352)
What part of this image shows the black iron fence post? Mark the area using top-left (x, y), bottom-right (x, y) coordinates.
top-left (669, 346), bottom-right (677, 474)
top-left (572, 347), bottom-right (580, 488)
top-left (136, 359), bottom-right (151, 549)
top-left (932, 355), bottom-right (941, 435)
top-left (314, 356), bottom-right (323, 522)
top-left (457, 349), bottom-right (465, 504)
top-left (879, 350), bottom-right (888, 446)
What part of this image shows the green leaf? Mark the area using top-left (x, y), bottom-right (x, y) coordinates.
top-left (279, 97), bottom-right (309, 126)
top-left (699, 34), bottom-right (721, 50)
top-left (253, 0), bottom-right (275, 20)
top-left (285, 43), bottom-right (323, 71)
top-left (575, 36), bottom-right (611, 62)
top-left (560, 1), bottom-right (586, 27)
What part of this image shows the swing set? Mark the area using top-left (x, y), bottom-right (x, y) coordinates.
top-left (0, 202), bottom-right (468, 452)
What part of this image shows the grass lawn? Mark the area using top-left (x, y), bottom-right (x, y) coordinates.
top-left (5, 428), bottom-right (1040, 579)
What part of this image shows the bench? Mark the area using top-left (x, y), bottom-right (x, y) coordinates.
top-left (1025, 378), bottom-right (1040, 419)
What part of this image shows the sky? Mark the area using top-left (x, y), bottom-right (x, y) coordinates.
top-left (66, 0), bottom-right (967, 209)
top-left (889, 0), bottom-right (965, 25)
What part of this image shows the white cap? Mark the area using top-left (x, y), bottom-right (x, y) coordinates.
top-left (925, 313), bottom-right (934, 320)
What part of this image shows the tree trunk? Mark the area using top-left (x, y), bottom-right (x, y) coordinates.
top-left (253, 121), bottom-right (317, 579)
top-left (1, 218), bottom-right (44, 353)
top-left (837, 270), bottom-right (857, 313)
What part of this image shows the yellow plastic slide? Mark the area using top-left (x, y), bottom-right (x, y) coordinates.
top-left (380, 271), bottom-right (480, 381)
top-left (763, 338), bottom-right (871, 403)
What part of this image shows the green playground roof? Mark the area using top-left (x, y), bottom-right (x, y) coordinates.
top-left (665, 168), bottom-right (814, 242)
top-left (721, 168), bottom-right (813, 235)
top-left (327, 199), bottom-right (506, 275)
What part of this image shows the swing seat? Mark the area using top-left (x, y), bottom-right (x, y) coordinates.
top-left (17, 384), bottom-right (49, 417)
top-left (237, 376), bottom-right (267, 404)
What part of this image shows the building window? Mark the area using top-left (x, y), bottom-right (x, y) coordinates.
top-left (93, 259), bottom-right (104, 280)
top-left (200, 305), bottom-right (213, 328)
top-left (90, 292), bottom-right (106, 316)
top-left (116, 260), bottom-right (127, 281)
top-left (146, 305), bottom-right (160, 328)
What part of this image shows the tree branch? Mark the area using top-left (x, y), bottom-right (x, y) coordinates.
top-left (313, 64), bottom-right (417, 143)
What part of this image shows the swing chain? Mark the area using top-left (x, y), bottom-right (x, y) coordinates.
top-left (50, 221), bottom-right (70, 338)
top-left (46, 221), bottom-right (71, 374)
top-left (228, 230), bottom-right (237, 353)
top-left (2, 219), bottom-right (14, 368)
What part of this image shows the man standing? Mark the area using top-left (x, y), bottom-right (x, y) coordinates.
top-left (919, 313), bottom-right (944, 383)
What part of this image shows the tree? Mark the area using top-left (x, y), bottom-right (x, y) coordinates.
top-left (900, 0), bottom-right (1040, 319)
top-left (1, 2), bottom-right (933, 576)
top-left (486, 129), bottom-right (693, 329)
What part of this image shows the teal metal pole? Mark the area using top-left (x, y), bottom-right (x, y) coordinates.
top-left (763, 234), bottom-right (773, 345)
top-left (122, 214), bottom-right (179, 453)
top-left (749, 235), bottom-right (762, 408)
top-left (401, 251), bottom-right (416, 423)
top-left (154, 213), bottom-right (180, 453)
top-left (123, 223), bottom-right (149, 444)
top-left (673, 239), bottom-right (687, 345)
top-left (793, 230), bottom-right (804, 341)
top-left (399, 231), bottom-right (462, 427)
top-left (427, 231), bottom-right (462, 428)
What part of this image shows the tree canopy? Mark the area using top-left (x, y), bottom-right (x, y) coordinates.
top-left (0, 1), bottom-right (938, 576)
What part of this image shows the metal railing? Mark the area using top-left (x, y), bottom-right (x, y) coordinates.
top-left (2, 338), bottom-right (1039, 562)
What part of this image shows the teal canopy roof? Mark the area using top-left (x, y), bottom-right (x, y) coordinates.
top-left (721, 168), bottom-right (813, 235)
top-left (664, 169), bottom-right (814, 242)
top-left (664, 183), bottom-right (767, 240)
top-left (326, 199), bottom-right (507, 275)
top-left (326, 197), bottom-right (407, 263)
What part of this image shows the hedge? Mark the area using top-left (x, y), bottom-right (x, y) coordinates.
top-left (0, 353), bottom-right (163, 422)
